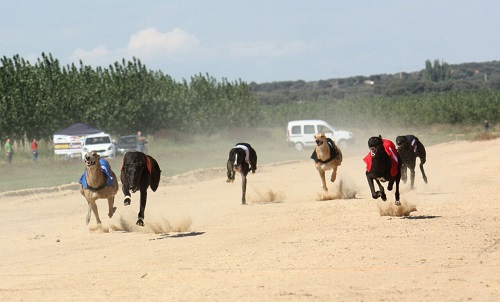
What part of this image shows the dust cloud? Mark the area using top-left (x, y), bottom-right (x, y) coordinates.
top-left (376, 198), bottom-right (417, 217)
top-left (249, 188), bottom-right (285, 204)
top-left (317, 179), bottom-right (357, 201)
top-left (90, 215), bottom-right (192, 234)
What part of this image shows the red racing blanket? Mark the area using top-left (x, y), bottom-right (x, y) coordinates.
top-left (363, 139), bottom-right (399, 177)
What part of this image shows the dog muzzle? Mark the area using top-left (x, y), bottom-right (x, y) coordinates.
top-left (369, 147), bottom-right (377, 157)
top-left (127, 176), bottom-right (139, 193)
top-left (315, 140), bottom-right (323, 146)
top-left (129, 181), bottom-right (139, 193)
top-left (85, 157), bottom-right (96, 166)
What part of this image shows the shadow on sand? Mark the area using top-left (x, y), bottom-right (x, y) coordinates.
top-left (151, 231), bottom-right (205, 240)
top-left (403, 215), bottom-right (441, 220)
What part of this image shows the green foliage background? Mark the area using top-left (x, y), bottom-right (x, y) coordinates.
top-left (1, 53), bottom-right (499, 145)
top-left (0, 53), bottom-right (259, 141)
top-left (258, 91), bottom-right (500, 130)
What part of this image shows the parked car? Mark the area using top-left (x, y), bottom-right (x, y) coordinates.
top-left (116, 135), bottom-right (138, 155)
top-left (81, 133), bottom-right (116, 160)
top-left (287, 120), bottom-right (355, 151)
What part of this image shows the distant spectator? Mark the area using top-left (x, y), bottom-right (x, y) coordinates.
top-left (5, 138), bottom-right (12, 164)
top-left (32, 138), bottom-right (38, 162)
top-left (137, 131), bottom-right (147, 153)
top-left (484, 120), bottom-right (490, 132)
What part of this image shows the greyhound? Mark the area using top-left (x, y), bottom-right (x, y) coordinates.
top-left (226, 143), bottom-right (257, 205)
top-left (363, 136), bottom-right (402, 206)
top-left (79, 152), bottom-right (118, 225)
top-left (396, 135), bottom-right (428, 189)
top-left (310, 133), bottom-right (343, 192)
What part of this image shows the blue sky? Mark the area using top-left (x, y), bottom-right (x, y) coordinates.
top-left (1, 1), bottom-right (499, 83)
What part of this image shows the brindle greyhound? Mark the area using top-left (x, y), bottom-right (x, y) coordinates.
top-left (226, 143), bottom-right (257, 205)
top-left (79, 152), bottom-right (118, 225)
top-left (364, 136), bottom-right (402, 206)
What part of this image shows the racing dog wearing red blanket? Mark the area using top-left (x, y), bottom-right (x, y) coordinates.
top-left (363, 136), bottom-right (402, 206)
top-left (120, 151), bottom-right (161, 226)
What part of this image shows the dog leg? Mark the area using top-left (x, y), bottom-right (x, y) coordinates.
top-left (401, 165), bottom-right (407, 183)
top-left (86, 202), bottom-right (92, 225)
top-left (241, 172), bottom-right (247, 205)
top-left (108, 197), bottom-right (116, 218)
top-left (319, 170), bottom-right (328, 192)
top-left (250, 159), bottom-right (257, 173)
top-left (394, 179), bottom-right (401, 206)
top-left (226, 160), bottom-right (234, 182)
top-left (330, 163), bottom-right (338, 183)
top-left (410, 167), bottom-right (416, 189)
top-left (136, 190), bottom-right (148, 226)
top-left (226, 170), bottom-right (235, 183)
top-left (89, 200), bottom-right (101, 225)
top-left (122, 183), bottom-right (132, 205)
top-left (366, 175), bottom-right (381, 199)
top-left (375, 180), bottom-right (386, 201)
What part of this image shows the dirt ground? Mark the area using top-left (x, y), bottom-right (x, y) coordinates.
top-left (0, 138), bottom-right (499, 301)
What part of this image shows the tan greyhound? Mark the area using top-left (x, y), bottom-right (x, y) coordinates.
top-left (311, 133), bottom-right (343, 192)
top-left (79, 152), bottom-right (119, 225)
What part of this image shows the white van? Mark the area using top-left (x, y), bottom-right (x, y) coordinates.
top-left (287, 120), bottom-right (354, 151)
top-left (81, 132), bottom-right (116, 160)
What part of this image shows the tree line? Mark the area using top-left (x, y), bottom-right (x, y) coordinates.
top-left (250, 60), bottom-right (500, 104)
top-left (258, 90), bottom-right (500, 130)
top-left (1, 54), bottom-right (499, 146)
top-left (0, 53), bottom-right (259, 142)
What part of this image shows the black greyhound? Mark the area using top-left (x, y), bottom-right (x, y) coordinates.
top-left (396, 135), bottom-right (428, 189)
top-left (364, 135), bottom-right (402, 206)
top-left (120, 151), bottom-right (161, 226)
top-left (226, 143), bottom-right (257, 205)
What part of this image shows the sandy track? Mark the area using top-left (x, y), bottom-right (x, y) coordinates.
top-left (0, 139), bottom-right (499, 301)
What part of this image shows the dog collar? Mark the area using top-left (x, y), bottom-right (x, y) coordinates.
top-left (87, 174), bottom-right (108, 192)
top-left (316, 157), bottom-right (334, 164)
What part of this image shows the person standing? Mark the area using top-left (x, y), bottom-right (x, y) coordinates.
top-left (484, 120), bottom-right (490, 132)
top-left (5, 138), bottom-right (12, 164)
top-left (31, 138), bottom-right (38, 162)
top-left (136, 131), bottom-right (147, 153)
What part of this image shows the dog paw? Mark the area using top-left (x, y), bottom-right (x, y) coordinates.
top-left (330, 173), bottom-right (337, 182)
top-left (108, 207), bottom-right (117, 218)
